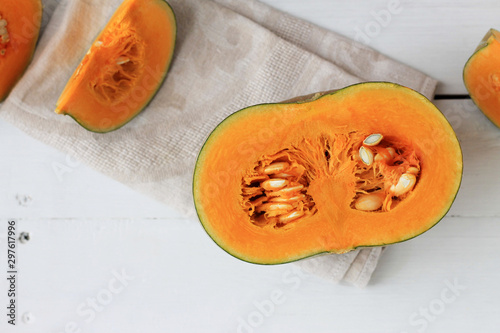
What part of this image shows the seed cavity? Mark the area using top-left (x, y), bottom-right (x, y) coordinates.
top-left (363, 133), bottom-right (383, 146)
top-left (351, 134), bottom-right (421, 212)
top-left (241, 150), bottom-right (317, 229)
top-left (80, 20), bottom-right (145, 105)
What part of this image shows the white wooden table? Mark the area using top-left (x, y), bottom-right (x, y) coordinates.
top-left (2, 1), bottom-right (500, 332)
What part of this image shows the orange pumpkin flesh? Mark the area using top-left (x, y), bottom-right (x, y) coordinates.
top-left (193, 82), bottom-right (462, 265)
top-left (464, 29), bottom-right (500, 128)
top-left (0, 0), bottom-right (42, 101)
top-left (55, 0), bottom-right (176, 133)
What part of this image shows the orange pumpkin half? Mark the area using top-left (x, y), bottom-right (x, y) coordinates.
top-left (0, 0), bottom-right (42, 101)
top-left (464, 29), bottom-right (500, 128)
top-left (55, 0), bottom-right (176, 133)
top-left (193, 82), bottom-right (463, 264)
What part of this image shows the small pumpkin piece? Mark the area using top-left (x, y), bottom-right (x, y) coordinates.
top-left (0, 0), bottom-right (43, 101)
top-left (55, 0), bottom-right (177, 133)
top-left (464, 28), bottom-right (500, 128)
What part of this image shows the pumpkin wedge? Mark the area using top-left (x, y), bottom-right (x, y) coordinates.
top-left (464, 28), bottom-right (500, 128)
top-left (0, 0), bottom-right (42, 102)
top-left (193, 82), bottom-right (462, 265)
top-left (55, 0), bottom-right (176, 133)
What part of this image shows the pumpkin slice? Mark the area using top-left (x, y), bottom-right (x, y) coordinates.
top-left (0, 0), bottom-right (42, 101)
top-left (55, 0), bottom-right (176, 133)
top-left (193, 82), bottom-right (463, 265)
top-left (464, 28), bottom-right (500, 127)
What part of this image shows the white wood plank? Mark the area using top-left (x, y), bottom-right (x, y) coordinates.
top-left (0, 216), bottom-right (498, 332)
top-left (261, 0), bottom-right (500, 95)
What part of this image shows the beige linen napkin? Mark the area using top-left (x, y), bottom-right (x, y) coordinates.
top-left (0, 0), bottom-right (437, 287)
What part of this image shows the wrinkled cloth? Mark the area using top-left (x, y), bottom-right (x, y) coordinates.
top-left (0, 0), bottom-right (437, 287)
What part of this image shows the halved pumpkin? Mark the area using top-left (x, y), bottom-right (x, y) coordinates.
top-left (0, 0), bottom-right (42, 101)
top-left (193, 82), bottom-right (462, 265)
top-left (55, 0), bottom-right (176, 133)
top-left (464, 28), bottom-right (500, 127)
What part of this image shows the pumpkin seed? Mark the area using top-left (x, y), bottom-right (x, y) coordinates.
top-left (268, 184), bottom-right (304, 197)
top-left (245, 174), bottom-right (268, 185)
top-left (390, 173), bottom-right (416, 196)
top-left (116, 57), bottom-right (131, 65)
top-left (352, 151), bottom-right (361, 162)
top-left (359, 146), bottom-right (374, 166)
top-left (279, 210), bottom-right (304, 223)
top-left (257, 203), bottom-right (293, 213)
top-left (269, 194), bottom-right (305, 203)
top-left (261, 179), bottom-right (288, 191)
top-left (0, 19), bottom-right (7, 28)
top-left (250, 196), bottom-right (267, 207)
top-left (274, 173), bottom-right (293, 178)
top-left (242, 155), bottom-right (316, 227)
top-left (242, 186), bottom-right (263, 196)
top-left (363, 133), bottom-right (383, 146)
top-left (407, 167), bottom-right (419, 174)
top-left (264, 162), bottom-right (289, 175)
top-left (354, 192), bottom-right (384, 211)
top-left (386, 147), bottom-right (396, 158)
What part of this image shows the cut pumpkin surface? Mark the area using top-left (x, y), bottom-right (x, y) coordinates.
top-left (0, 0), bottom-right (42, 101)
top-left (55, 0), bottom-right (176, 133)
top-left (193, 82), bottom-right (463, 265)
top-left (464, 28), bottom-right (500, 128)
